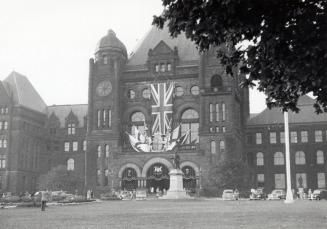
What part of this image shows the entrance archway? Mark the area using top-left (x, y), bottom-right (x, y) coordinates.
top-left (146, 163), bottom-right (170, 193)
top-left (182, 166), bottom-right (197, 193)
top-left (121, 168), bottom-right (138, 191)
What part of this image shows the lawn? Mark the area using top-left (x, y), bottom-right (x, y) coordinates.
top-left (0, 199), bottom-right (326, 229)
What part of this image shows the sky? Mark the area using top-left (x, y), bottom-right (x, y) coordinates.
top-left (0, 0), bottom-right (266, 113)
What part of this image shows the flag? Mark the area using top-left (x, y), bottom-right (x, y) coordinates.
top-left (126, 132), bottom-right (151, 152)
top-left (178, 129), bottom-right (191, 145)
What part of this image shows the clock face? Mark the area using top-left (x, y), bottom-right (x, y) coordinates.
top-left (96, 80), bottom-right (112, 97)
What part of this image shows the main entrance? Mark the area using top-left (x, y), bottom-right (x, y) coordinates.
top-left (121, 167), bottom-right (138, 191)
top-left (146, 163), bottom-right (170, 193)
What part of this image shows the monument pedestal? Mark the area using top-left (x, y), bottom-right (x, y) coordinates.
top-left (160, 169), bottom-right (192, 199)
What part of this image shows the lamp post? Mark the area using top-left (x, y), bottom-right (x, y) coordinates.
top-left (284, 111), bottom-right (294, 203)
top-left (108, 169), bottom-right (114, 191)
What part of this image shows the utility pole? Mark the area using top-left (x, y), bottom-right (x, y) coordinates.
top-left (284, 111), bottom-right (294, 203)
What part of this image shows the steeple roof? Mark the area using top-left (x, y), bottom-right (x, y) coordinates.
top-left (95, 29), bottom-right (127, 57)
top-left (3, 71), bottom-right (47, 113)
top-left (128, 25), bottom-right (199, 66)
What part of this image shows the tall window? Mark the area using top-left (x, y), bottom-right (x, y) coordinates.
top-left (131, 112), bottom-right (145, 135)
top-left (222, 103), bottom-right (226, 121)
top-left (67, 123), bottom-right (75, 135)
top-left (67, 159), bottom-right (74, 171)
top-left (295, 151), bottom-right (306, 165)
top-left (256, 152), bottom-right (264, 166)
top-left (0, 122), bottom-right (2, 130)
top-left (209, 104), bottom-right (213, 122)
top-left (296, 173), bottom-right (307, 188)
top-left (97, 145), bottom-right (102, 158)
top-left (83, 140), bottom-right (87, 151)
top-left (274, 152), bottom-right (284, 165)
top-left (215, 104), bottom-right (219, 121)
top-left (317, 150), bottom-right (324, 164)
top-left (0, 155), bottom-right (6, 168)
top-left (300, 131), bottom-right (308, 143)
top-left (257, 174), bottom-right (265, 187)
top-left (219, 140), bottom-right (225, 153)
top-left (105, 145), bottom-right (110, 158)
top-left (270, 132), bottom-right (277, 144)
top-left (64, 142), bottom-right (70, 152)
top-left (280, 132), bottom-right (285, 143)
top-left (256, 133), bottom-right (262, 145)
top-left (211, 74), bottom-right (223, 90)
top-left (275, 173), bottom-right (285, 189)
top-left (97, 110), bottom-right (101, 128)
top-left (210, 140), bottom-right (216, 154)
top-left (72, 141), bottom-right (78, 151)
top-left (103, 110), bottom-right (107, 127)
top-left (103, 55), bottom-right (108, 64)
top-left (181, 109), bottom-right (199, 145)
top-left (317, 173), bottom-right (326, 188)
top-left (4, 121), bottom-right (7, 130)
top-left (290, 131), bottom-right (297, 143)
top-left (315, 130), bottom-right (323, 142)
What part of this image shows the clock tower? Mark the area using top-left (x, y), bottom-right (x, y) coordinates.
top-left (86, 29), bottom-right (127, 189)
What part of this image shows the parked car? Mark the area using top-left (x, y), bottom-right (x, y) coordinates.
top-left (222, 189), bottom-right (239, 200)
top-left (267, 189), bottom-right (286, 200)
top-left (249, 188), bottom-right (267, 200)
top-left (309, 189), bottom-right (327, 200)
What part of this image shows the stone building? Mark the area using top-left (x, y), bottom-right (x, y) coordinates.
top-left (0, 26), bottom-right (326, 194)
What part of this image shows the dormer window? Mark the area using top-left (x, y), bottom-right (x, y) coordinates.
top-left (68, 123), bottom-right (76, 135)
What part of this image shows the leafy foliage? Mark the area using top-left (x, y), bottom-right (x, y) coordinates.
top-left (153, 0), bottom-right (327, 113)
top-left (38, 165), bottom-right (84, 193)
top-left (202, 160), bottom-right (252, 197)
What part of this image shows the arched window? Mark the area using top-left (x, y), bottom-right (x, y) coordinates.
top-left (210, 140), bottom-right (216, 154)
top-left (211, 74), bottom-right (223, 90)
top-left (295, 151), bottom-right (306, 165)
top-left (131, 112), bottom-right (146, 135)
top-left (97, 145), bottom-right (102, 158)
top-left (128, 89), bottom-right (135, 99)
top-left (317, 150), bottom-right (324, 164)
top-left (67, 158), bottom-right (74, 171)
top-left (256, 152), bottom-right (264, 166)
top-left (219, 140), bottom-right (225, 153)
top-left (105, 145), bottom-right (110, 158)
top-left (274, 152), bottom-right (284, 165)
top-left (181, 109), bottom-right (199, 146)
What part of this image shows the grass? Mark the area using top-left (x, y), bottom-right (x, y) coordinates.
top-left (0, 199), bottom-right (327, 229)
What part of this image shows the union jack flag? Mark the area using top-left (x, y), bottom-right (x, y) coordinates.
top-left (150, 82), bottom-right (175, 135)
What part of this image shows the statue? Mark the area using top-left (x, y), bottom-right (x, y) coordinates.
top-left (171, 151), bottom-right (180, 169)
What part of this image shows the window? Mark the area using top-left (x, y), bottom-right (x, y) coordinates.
top-left (317, 150), bottom-right (324, 164)
top-left (105, 145), bottom-right (110, 158)
top-left (256, 152), bottom-right (264, 166)
top-left (317, 173), bottom-right (326, 188)
top-left (315, 130), bottom-right (323, 142)
top-left (209, 104), bottom-right (213, 122)
top-left (257, 174), bottom-right (265, 187)
top-left (0, 155), bottom-right (6, 169)
top-left (275, 174), bottom-right (285, 189)
top-left (83, 140), bottom-right (87, 151)
top-left (222, 103), bottom-right (226, 121)
top-left (97, 146), bottom-right (102, 158)
top-left (215, 104), bottom-right (219, 121)
top-left (103, 110), bottom-right (107, 127)
top-left (5, 108), bottom-right (8, 114)
top-left (280, 132), bottom-right (285, 143)
top-left (64, 142), bottom-right (70, 152)
top-left (167, 63), bottom-right (172, 71)
top-left (3, 139), bottom-right (7, 148)
top-left (295, 151), bottom-right (306, 165)
top-left (256, 133), bottom-right (262, 145)
top-left (142, 88), bottom-right (151, 99)
top-left (67, 158), bottom-right (74, 171)
top-left (290, 131), bottom-right (297, 143)
top-left (190, 86), bottom-right (200, 96)
top-left (97, 110), bottom-right (101, 128)
top-left (210, 141), bottom-right (216, 154)
top-left (128, 89), bottom-right (135, 99)
top-left (160, 64), bottom-right (165, 72)
top-left (3, 121), bottom-right (7, 130)
top-left (211, 74), bottom-right (223, 90)
top-left (300, 131), bottom-right (308, 143)
top-left (215, 126), bottom-right (219, 132)
top-left (222, 126), bottom-right (226, 132)
top-left (131, 112), bottom-right (146, 135)
top-left (270, 132), bottom-right (276, 144)
top-left (67, 123), bottom-right (76, 135)
top-left (274, 152), bottom-right (284, 165)
top-left (72, 141), bottom-right (78, 151)
top-left (296, 173), bottom-right (307, 188)
top-left (175, 86), bottom-right (184, 97)
top-left (209, 127), bottom-right (214, 133)
top-left (103, 55), bottom-right (108, 64)
top-left (0, 122), bottom-right (2, 130)
top-left (181, 109), bottom-right (199, 145)
top-left (219, 140), bottom-right (225, 153)
top-left (155, 64), bottom-right (159, 72)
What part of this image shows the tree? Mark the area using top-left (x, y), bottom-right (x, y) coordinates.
top-left (38, 165), bottom-right (84, 193)
top-left (153, 0), bottom-right (327, 113)
top-left (202, 160), bottom-right (253, 197)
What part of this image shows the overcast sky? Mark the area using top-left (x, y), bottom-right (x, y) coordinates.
top-left (0, 0), bottom-right (266, 113)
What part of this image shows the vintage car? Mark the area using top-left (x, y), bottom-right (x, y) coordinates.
top-left (309, 189), bottom-right (327, 200)
top-left (249, 188), bottom-right (267, 200)
top-left (267, 189), bottom-right (286, 200)
top-left (222, 189), bottom-right (239, 200)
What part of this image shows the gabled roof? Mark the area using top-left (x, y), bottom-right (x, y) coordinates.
top-left (47, 104), bottom-right (87, 128)
top-left (248, 95), bottom-right (327, 126)
top-left (3, 71), bottom-right (47, 113)
top-left (128, 25), bottom-right (199, 66)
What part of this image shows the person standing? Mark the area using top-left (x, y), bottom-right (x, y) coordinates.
top-left (41, 190), bottom-right (48, 211)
